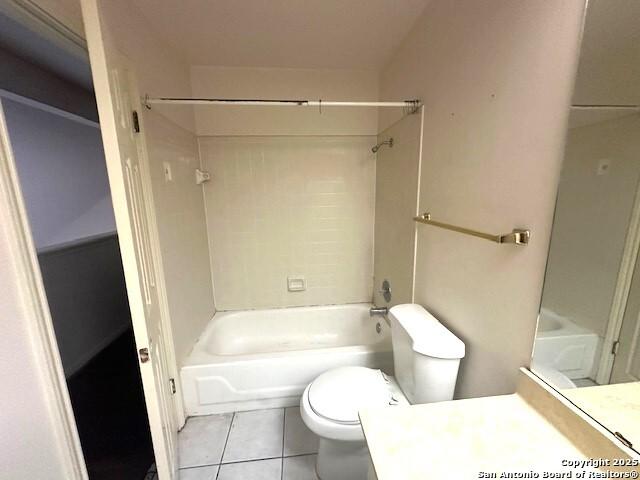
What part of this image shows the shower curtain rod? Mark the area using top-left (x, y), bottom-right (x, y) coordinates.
top-left (143, 95), bottom-right (421, 110)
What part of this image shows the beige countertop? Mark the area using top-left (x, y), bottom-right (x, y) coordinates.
top-left (360, 370), bottom-right (638, 480)
top-left (562, 382), bottom-right (640, 448)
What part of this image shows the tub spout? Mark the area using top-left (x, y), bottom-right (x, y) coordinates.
top-left (369, 306), bottom-right (388, 316)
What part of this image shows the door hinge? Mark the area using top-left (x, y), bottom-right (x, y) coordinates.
top-left (132, 110), bottom-right (140, 133)
top-left (138, 347), bottom-right (150, 363)
top-left (611, 340), bottom-right (620, 356)
top-left (169, 378), bottom-right (176, 395)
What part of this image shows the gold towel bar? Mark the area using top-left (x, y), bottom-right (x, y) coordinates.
top-left (413, 213), bottom-right (530, 246)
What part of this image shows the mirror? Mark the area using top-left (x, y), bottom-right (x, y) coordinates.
top-left (532, 0), bottom-right (640, 450)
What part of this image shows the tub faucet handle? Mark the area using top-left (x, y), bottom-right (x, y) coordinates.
top-left (378, 279), bottom-right (392, 302)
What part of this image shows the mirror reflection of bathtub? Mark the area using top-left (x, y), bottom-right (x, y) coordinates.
top-left (533, 308), bottom-right (599, 384)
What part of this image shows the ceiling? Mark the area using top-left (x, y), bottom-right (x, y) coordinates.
top-left (0, 0), bottom-right (91, 88)
top-left (572, 0), bottom-right (640, 106)
top-left (131, 0), bottom-right (431, 70)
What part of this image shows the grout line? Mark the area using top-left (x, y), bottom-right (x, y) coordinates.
top-left (215, 412), bottom-right (235, 480)
top-left (283, 452), bottom-right (319, 459)
top-left (217, 455), bottom-right (283, 466)
top-left (281, 407), bottom-right (286, 480)
top-left (179, 464), bottom-right (220, 471)
top-left (178, 452), bottom-right (319, 472)
top-left (180, 409), bottom-right (317, 477)
top-left (177, 453), bottom-right (317, 471)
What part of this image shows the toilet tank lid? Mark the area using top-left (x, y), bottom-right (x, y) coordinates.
top-left (389, 304), bottom-right (465, 359)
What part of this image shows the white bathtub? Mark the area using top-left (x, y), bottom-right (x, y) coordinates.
top-left (533, 308), bottom-right (600, 379)
top-left (181, 303), bottom-right (392, 415)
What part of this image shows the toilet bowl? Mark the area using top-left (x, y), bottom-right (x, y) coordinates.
top-left (300, 367), bottom-right (408, 480)
top-left (300, 304), bottom-right (465, 480)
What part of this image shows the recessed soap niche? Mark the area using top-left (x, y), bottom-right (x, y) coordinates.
top-left (287, 276), bottom-right (306, 292)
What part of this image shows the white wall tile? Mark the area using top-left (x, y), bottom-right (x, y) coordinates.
top-left (200, 136), bottom-right (376, 310)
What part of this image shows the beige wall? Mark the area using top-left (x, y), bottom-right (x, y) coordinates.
top-left (190, 66), bottom-right (378, 136)
top-left (542, 114), bottom-right (640, 338)
top-left (572, 0), bottom-right (640, 107)
top-left (99, 0), bottom-right (195, 131)
top-left (26, 0), bottom-right (86, 38)
top-left (199, 136), bottom-right (375, 310)
top-left (373, 112), bottom-right (422, 307)
top-left (379, 0), bottom-right (586, 398)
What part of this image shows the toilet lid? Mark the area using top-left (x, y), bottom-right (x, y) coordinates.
top-left (308, 367), bottom-right (392, 425)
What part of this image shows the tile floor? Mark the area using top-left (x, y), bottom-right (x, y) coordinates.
top-left (155, 407), bottom-right (320, 480)
top-left (573, 378), bottom-right (598, 388)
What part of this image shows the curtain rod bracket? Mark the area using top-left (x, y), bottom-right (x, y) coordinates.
top-left (405, 99), bottom-right (421, 115)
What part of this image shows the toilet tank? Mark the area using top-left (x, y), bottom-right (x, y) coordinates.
top-left (389, 304), bottom-right (465, 404)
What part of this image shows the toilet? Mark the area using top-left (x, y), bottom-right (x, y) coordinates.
top-left (300, 303), bottom-right (465, 480)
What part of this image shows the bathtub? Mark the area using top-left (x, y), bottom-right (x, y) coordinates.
top-left (532, 308), bottom-right (600, 379)
top-left (181, 303), bottom-right (392, 415)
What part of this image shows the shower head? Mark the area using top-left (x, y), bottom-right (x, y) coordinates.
top-left (371, 137), bottom-right (394, 153)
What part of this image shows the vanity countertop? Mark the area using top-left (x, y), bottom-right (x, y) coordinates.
top-left (359, 370), bottom-right (637, 480)
top-left (561, 382), bottom-right (640, 447)
top-left (360, 393), bottom-right (586, 479)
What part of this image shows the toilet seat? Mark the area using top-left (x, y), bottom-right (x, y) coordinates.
top-left (308, 366), bottom-right (392, 425)
top-left (300, 366), bottom-right (406, 442)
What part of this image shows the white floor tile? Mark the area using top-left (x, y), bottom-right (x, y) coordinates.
top-left (283, 454), bottom-right (319, 480)
top-left (179, 413), bottom-right (233, 468)
top-left (222, 409), bottom-right (284, 463)
top-left (284, 407), bottom-right (319, 456)
top-left (574, 378), bottom-right (598, 387)
top-left (179, 465), bottom-right (219, 480)
top-left (217, 458), bottom-right (282, 480)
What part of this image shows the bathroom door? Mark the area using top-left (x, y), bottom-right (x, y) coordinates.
top-left (610, 253), bottom-right (640, 384)
top-left (81, 1), bottom-right (178, 478)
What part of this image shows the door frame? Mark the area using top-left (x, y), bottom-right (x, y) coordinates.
top-left (596, 174), bottom-right (640, 384)
top-left (0, 101), bottom-right (88, 479)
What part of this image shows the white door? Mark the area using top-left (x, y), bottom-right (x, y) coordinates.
top-left (81, 1), bottom-right (178, 477)
top-left (611, 252), bottom-right (640, 384)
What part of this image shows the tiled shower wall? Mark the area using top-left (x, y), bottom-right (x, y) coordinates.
top-left (199, 136), bottom-right (376, 310)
